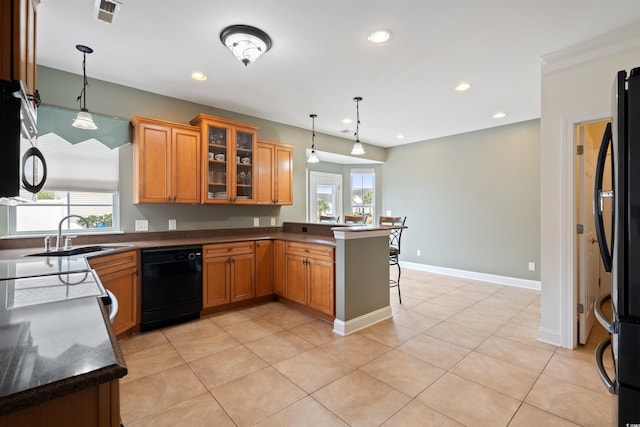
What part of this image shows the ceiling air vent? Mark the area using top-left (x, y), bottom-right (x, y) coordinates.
top-left (94, 0), bottom-right (122, 24)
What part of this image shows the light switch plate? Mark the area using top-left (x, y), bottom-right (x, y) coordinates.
top-left (168, 219), bottom-right (177, 230)
top-left (270, 217), bottom-right (276, 226)
top-left (528, 262), bottom-right (536, 271)
top-left (135, 220), bottom-right (148, 231)
top-left (386, 210), bottom-right (392, 216)
top-left (253, 217), bottom-right (260, 227)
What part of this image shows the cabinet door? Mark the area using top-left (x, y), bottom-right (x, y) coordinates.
top-left (307, 257), bottom-right (335, 316)
top-left (234, 128), bottom-right (256, 203)
top-left (285, 254), bottom-right (307, 305)
top-left (203, 256), bottom-right (231, 307)
top-left (203, 123), bottom-right (231, 203)
top-left (134, 121), bottom-right (171, 203)
top-left (255, 143), bottom-right (275, 204)
top-left (255, 241), bottom-right (273, 297)
top-left (273, 240), bottom-right (285, 296)
top-left (172, 126), bottom-right (201, 203)
top-left (275, 145), bottom-right (293, 205)
top-left (0, 0), bottom-right (37, 96)
top-left (230, 253), bottom-right (255, 302)
top-left (100, 266), bottom-right (138, 336)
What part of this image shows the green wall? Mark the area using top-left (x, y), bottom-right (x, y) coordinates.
top-left (381, 119), bottom-right (541, 280)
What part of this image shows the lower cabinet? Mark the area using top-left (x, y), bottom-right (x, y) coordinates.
top-left (203, 242), bottom-right (255, 308)
top-left (89, 250), bottom-right (139, 337)
top-left (282, 241), bottom-right (335, 316)
top-left (273, 240), bottom-right (285, 296)
top-left (255, 240), bottom-right (273, 297)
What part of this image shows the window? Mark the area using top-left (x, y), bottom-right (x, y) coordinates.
top-left (308, 172), bottom-right (342, 222)
top-left (11, 190), bottom-right (119, 234)
top-left (8, 131), bottom-right (120, 235)
top-left (350, 168), bottom-right (374, 223)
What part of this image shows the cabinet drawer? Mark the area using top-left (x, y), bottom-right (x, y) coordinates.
top-left (88, 250), bottom-right (138, 276)
top-left (285, 242), bottom-right (334, 260)
top-left (203, 241), bottom-right (255, 258)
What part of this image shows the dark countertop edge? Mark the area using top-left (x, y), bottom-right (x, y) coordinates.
top-left (0, 300), bottom-right (127, 416)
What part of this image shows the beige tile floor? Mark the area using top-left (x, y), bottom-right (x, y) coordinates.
top-left (118, 269), bottom-right (614, 427)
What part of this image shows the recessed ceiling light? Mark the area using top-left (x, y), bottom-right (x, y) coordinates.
top-left (455, 82), bottom-right (471, 92)
top-left (191, 72), bottom-right (207, 81)
top-left (493, 112), bottom-right (507, 119)
top-left (342, 118), bottom-right (353, 124)
top-left (367, 29), bottom-right (392, 44)
top-left (396, 134), bottom-right (405, 140)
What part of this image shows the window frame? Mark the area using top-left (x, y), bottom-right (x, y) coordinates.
top-left (349, 168), bottom-right (375, 220)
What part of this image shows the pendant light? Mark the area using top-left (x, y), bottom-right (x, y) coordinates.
top-left (307, 114), bottom-right (320, 163)
top-left (220, 25), bottom-right (273, 66)
top-left (351, 96), bottom-right (365, 155)
top-left (72, 45), bottom-right (97, 130)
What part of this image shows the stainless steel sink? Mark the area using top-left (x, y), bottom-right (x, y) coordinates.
top-left (25, 245), bottom-right (125, 257)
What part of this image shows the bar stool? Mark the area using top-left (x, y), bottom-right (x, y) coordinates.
top-left (344, 214), bottom-right (368, 224)
top-left (319, 215), bottom-right (340, 223)
top-left (379, 216), bottom-right (406, 303)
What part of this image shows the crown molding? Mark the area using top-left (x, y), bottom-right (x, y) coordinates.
top-left (540, 22), bottom-right (640, 75)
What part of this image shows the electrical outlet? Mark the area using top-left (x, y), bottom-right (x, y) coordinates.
top-left (270, 217), bottom-right (276, 226)
top-left (528, 262), bottom-right (536, 271)
top-left (386, 210), bottom-right (392, 216)
top-left (168, 219), bottom-right (177, 230)
top-left (417, 249), bottom-right (421, 256)
top-left (135, 220), bottom-right (148, 232)
top-left (253, 217), bottom-right (260, 227)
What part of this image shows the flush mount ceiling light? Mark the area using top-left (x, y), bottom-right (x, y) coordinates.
top-left (351, 97), bottom-right (365, 155)
top-left (307, 114), bottom-right (320, 164)
top-left (191, 71), bottom-right (207, 81)
top-left (367, 29), bottom-right (392, 43)
top-left (493, 111), bottom-right (507, 119)
top-left (341, 118), bottom-right (353, 124)
top-left (396, 134), bottom-right (405, 140)
top-left (72, 44), bottom-right (97, 130)
top-left (455, 82), bottom-right (471, 92)
top-left (220, 25), bottom-right (273, 66)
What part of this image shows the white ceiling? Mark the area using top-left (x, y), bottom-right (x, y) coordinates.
top-left (36, 1), bottom-right (640, 148)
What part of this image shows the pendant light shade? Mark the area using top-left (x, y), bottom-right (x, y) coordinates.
top-left (220, 25), bottom-right (273, 66)
top-left (307, 114), bottom-right (320, 163)
top-left (72, 45), bottom-right (97, 130)
top-left (351, 96), bottom-right (365, 155)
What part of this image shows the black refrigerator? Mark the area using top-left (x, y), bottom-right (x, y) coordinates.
top-left (594, 66), bottom-right (640, 427)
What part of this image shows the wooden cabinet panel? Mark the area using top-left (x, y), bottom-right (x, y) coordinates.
top-left (0, 0), bottom-right (38, 97)
top-left (255, 240), bottom-right (273, 297)
top-left (203, 241), bottom-right (254, 258)
top-left (203, 256), bottom-right (230, 307)
top-left (256, 140), bottom-right (293, 205)
top-left (230, 253), bottom-right (255, 302)
top-left (307, 257), bottom-right (335, 315)
top-left (132, 117), bottom-right (200, 204)
top-left (89, 250), bottom-right (139, 337)
top-left (285, 253), bottom-right (308, 305)
top-left (273, 240), bottom-right (285, 296)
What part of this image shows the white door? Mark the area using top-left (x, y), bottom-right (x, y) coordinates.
top-left (308, 171), bottom-right (342, 222)
top-left (577, 121), bottom-right (609, 344)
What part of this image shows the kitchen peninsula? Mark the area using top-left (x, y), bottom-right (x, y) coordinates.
top-left (0, 222), bottom-right (393, 424)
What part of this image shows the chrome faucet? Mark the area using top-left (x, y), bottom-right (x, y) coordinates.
top-left (56, 214), bottom-right (89, 251)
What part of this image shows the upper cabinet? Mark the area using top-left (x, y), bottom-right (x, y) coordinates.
top-left (132, 116), bottom-right (201, 204)
top-left (0, 0), bottom-right (39, 97)
top-left (256, 140), bottom-right (293, 205)
top-left (190, 114), bottom-right (259, 204)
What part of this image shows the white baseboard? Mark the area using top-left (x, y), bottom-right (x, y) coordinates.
top-left (333, 306), bottom-right (392, 336)
top-left (537, 326), bottom-right (563, 347)
top-left (401, 261), bottom-right (541, 291)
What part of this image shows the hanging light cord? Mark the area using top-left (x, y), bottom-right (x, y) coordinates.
top-left (77, 52), bottom-right (88, 111)
top-left (311, 114), bottom-right (317, 150)
top-left (354, 97), bottom-right (362, 142)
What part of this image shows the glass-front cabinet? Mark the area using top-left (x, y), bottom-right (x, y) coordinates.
top-left (190, 114), bottom-right (259, 204)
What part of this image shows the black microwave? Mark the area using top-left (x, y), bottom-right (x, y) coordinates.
top-left (0, 80), bottom-right (46, 201)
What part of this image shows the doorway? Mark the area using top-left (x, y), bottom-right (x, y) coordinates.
top-left (308, 171), bottom-right (342, 222)
top-left (575, 119), bottom-right (612, 345)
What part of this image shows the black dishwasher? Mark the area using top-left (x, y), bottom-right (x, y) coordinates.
top-left (141, 245), bottom-right (202, 332)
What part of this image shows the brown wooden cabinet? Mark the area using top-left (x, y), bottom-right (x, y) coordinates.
top-left (273, 240), bottom-right (285, 296)
top-left (283, 242), bottom-right (335, 316)
top-left (89, 250), bottom-right (139, 337)
top-left (255, 240), bottom-right (273, 297)
top-left (132, 117), bottom-right (201, 204)
top-left (202, 242), bottom-right (255, 308)
top-left (190, 114), bottom-right (259, 204)
top-left (256, 140), bottom-right (293, 205)
top-left (0, 0), bottom-right (38, 98)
